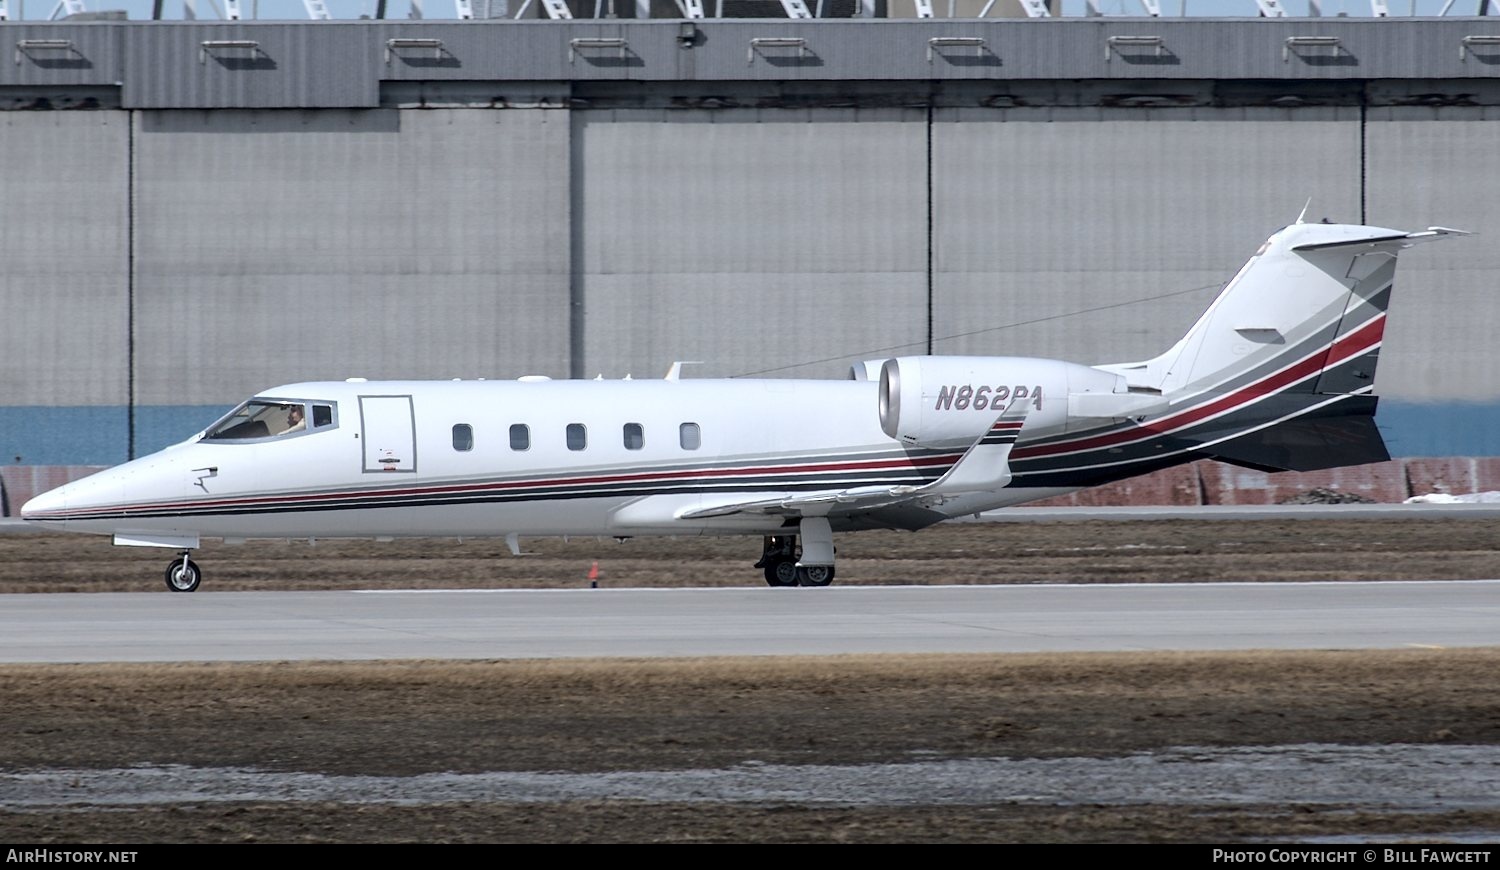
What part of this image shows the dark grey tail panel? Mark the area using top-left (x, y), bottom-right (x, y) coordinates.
top-left (1197, 395), bottom-right (1390, 473)
top-left (1312, 272), bottom-right (1393, 397)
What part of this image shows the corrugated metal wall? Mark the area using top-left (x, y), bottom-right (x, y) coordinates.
top-left (131, 107), bottom-right (572, 404)
top-left (1367, 109), bottom-right (1500, 405)
top-left (931, 108), bottom-right (1364, 365)
top-left (0, 111), bottom-right (129, 407)
top-left (576, 108), bottom-right (928, 379)
top-left (1, 18), bottom-right (1497, 464)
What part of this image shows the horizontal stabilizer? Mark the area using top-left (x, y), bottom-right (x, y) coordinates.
top-left (1292, 226), bottom-right (1470, 253)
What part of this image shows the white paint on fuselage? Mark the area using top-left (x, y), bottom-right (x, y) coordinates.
top-left (26, 377), bottom-right (1080, 541)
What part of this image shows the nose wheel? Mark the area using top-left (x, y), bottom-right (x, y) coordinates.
top-left (165, 553), bottom-right (202, 593)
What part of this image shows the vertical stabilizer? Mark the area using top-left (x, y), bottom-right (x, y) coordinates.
top-left (1100, 223), bottom-right (1465, 401)
top-left (1092, 223), bottom-right (1466, 472)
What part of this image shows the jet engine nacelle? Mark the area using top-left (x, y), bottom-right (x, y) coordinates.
top-left (878, 355), bottom-right (1124, 448)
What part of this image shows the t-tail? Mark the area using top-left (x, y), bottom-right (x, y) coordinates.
top-left (1096, 220), bottom-right (1468, 472)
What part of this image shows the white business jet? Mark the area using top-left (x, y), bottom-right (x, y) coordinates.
top-left (23, 219), bottom-right (1465, 591)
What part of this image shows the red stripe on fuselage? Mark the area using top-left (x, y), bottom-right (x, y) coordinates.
top-left (1014, 314), bottom-right (1384, 461)
top-left (1324, 313), bottom-right (1384, 370)
top-left (37, 451), bottom-right (960, 519)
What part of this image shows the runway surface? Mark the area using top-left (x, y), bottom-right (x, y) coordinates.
top-left (2, 580), bottom-right (1496, 663)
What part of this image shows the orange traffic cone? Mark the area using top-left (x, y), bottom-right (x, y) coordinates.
top-left (588, 561), bottom-right (599, 588)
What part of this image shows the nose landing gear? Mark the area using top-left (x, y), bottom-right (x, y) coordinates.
top-left (165, 552), bottom-right (202, 592)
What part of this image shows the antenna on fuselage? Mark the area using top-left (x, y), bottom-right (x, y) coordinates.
top-left (664, 361), bottom-right (704, 381)
top-left (1295, 198), bottom-right (1312, 225)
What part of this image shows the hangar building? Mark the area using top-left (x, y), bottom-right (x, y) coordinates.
top-left (0, 11), bottom-right (1496, 503)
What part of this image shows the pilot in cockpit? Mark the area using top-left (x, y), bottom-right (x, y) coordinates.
top-left (283, 404), bottom-right (306, 434)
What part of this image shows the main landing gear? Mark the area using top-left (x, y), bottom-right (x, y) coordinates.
top-left (165, 551), bottom-right (202, 593)
top-left (753, 518), bottom-right (837, 587)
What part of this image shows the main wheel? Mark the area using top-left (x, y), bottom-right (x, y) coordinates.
top-left (164, 558), bottom-right (202, 593)
top-left (796, 565), bottom-right (835, 587)
top-left (764, 559), bottom-right (799, 587)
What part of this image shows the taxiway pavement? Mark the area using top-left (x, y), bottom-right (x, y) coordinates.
top-left (2, 580), bottom-right (1496, 663)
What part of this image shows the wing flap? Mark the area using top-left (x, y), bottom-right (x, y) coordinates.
top-left (676, 484), bottom-right (921, 520)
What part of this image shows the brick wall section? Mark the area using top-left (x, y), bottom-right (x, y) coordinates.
top-left (1402, 458), bottom-right (1500, 497)
top-left (1027, 459), bottom-right (1490, 507)
top-left (6, 460), bottom-right (1500, 517)
top-left (1198, 462), bottom-right (1412, 505)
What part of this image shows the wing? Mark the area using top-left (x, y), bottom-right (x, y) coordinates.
top-left (676, 484), bottom-right (924, 520)
top-left (676, 402), bottom-right (1032, 521)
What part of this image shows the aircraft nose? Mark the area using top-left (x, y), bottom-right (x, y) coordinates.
top-left (20, 470), bottom-right (123, 528)
top-left (20, 486), bottom-right (68, 523)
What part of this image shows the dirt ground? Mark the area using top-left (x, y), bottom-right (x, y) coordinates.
top-left (3, 519), bottom-right (1500, 843)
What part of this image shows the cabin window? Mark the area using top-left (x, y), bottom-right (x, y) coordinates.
top-left (452, 424), bottom-right (473, 452)
top-left (566, 423), bottom-right (587, 451)
top-left (623, 423), bottom-right (644, 451)
top-left (312, 404), bottom-right (334, 428)
top-left (509, 424), bottom-right (530, 451)
top-left (679, 422), bottom-right (701, 450)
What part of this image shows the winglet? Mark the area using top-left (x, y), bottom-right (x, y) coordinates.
top-left (927, 402), bottom-right (1031, 494)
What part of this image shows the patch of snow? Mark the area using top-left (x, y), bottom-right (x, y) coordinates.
top-left (1406, 492), bottom-right (1500, 504)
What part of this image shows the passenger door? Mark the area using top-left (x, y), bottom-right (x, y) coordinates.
top-left (359, 395), bottom-right (417, 474)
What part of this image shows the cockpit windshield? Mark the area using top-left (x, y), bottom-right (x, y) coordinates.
top-left (203, 400), bottom-right (336, 441)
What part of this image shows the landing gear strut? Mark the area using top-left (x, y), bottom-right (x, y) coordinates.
top-left (164, 551), bottom-right (202, 593)
top-left (753, 519), bottom-right (837, 587)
